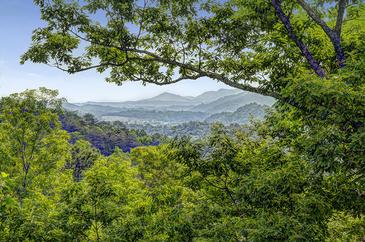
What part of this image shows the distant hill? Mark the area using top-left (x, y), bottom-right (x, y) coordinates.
top-left (78, 89), bottom-right (248, 110)
top-left (62, 103), bottom-right (126, 117)
top-left (119, 89), bottom-right (246, 109)
top-left (145, 92), bottom-right (194, 102)
top-left (122, 92), bottom-right (196, 107)
top-left (64, 89), bottom-right (276, 124)
top-left (102, 109), bottom-right (209, 123)
top-left (193, 88), bottom-right (242, 103)
top-left (62, 102), bottom-right (80, 111)
top-left (190, 92), bottom-right (275, 113)
top-left (83, 92), bottom-right (197, 109)
top-left (205, 103), bottom-right (268, 124)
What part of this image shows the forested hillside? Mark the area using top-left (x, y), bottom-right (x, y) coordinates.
top-left (1, 0), bottom-right (364, 241)
top-left (60, 111), bottom-right (162, 155)
top-left (0, 88), bottom-right (363, 241)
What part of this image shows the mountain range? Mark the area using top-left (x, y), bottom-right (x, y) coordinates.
top-left (64, 89), bottom-right (275, 124)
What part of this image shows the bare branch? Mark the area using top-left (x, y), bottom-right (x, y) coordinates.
top-left (335, 0), bottom-right (347, 35)
top-left (295, 0), bottom-right (346, 67)
top-left (296, 0), bottom-right (333, 37)
top-left (135, 0), bottom-right (148, 47)
top-left (272, 0), bottom-right (326, 77)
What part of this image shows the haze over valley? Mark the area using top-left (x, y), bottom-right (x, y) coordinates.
top-left (64, 89), bottom-right (275, 126)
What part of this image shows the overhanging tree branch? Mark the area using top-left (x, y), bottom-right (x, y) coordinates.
top-left (272, 0), bottom-right (326, 77)
top-left (120, 47), bottom-right (277, 97)
top-left (295, 0), bottom-right (346, 67)
top-left (67, 29), bottom-right (278, 98)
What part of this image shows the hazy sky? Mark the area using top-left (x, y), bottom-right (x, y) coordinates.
top-left (0, 0), bottom-right (231, 102)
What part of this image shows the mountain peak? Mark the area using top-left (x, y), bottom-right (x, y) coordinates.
top-left (193, 88), bottom-right (243, 103)
top-left (156, 92), bottom-right (180, 97)
top-left (147, 92), bottom-right (191, 102)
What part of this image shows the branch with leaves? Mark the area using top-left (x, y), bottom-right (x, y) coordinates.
top-left (22, 0), bottom-right (362, 108)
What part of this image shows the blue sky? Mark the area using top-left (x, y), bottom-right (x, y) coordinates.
top-left (0, 0), bottom-right (230, 102)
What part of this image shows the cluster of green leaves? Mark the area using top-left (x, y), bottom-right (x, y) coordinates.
top-left (21, 0), bottom-right (365, 97)
top-left (0, 89), bottom-right (187, 240)
top-left (1, 88), bottom-right (364, 241)
top-left (169, 102), bottom-right (365, 240)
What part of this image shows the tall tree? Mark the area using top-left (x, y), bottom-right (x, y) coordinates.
top-left (0, 88), bottom-right (70, 204)
top-left (0, 88), bottom-right (71, 241)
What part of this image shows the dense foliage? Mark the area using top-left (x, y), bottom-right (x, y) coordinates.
top-left (22, 0), bottom-right (364, 97)
top-left (61, 111), bottom-right (162, 155)
top-left (126, 121), bottom-right (242, 139)
top-left (3, 0), bottom-right (365, 240)
top-left (1, 88), bottom-right (364, 241)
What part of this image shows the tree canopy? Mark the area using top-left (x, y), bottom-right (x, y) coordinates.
top-left (0, 88), bottom-right (364, 240)
top-left (22, 1), bottom-right (365, 102)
